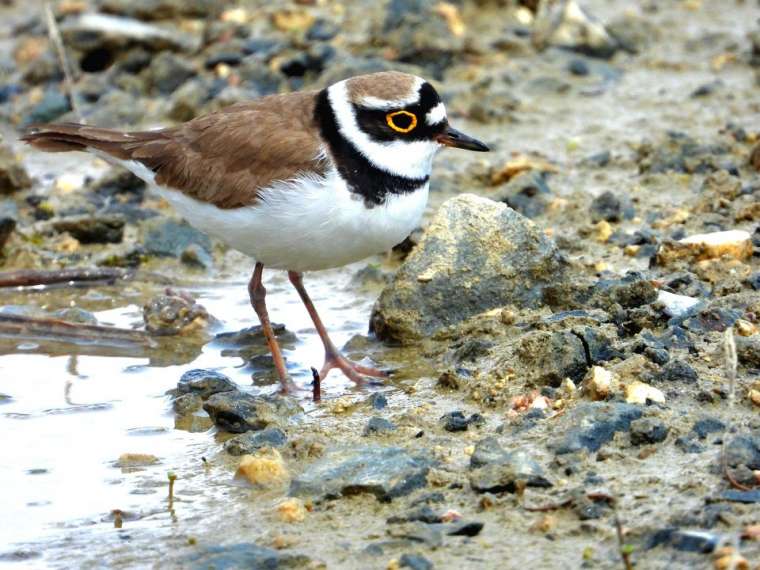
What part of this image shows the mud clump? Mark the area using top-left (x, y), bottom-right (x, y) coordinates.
top-left (371, 194), bottom-right (568, 343)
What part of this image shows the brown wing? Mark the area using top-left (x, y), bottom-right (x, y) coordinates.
top-left (22, 90), bottom-right (326, 209)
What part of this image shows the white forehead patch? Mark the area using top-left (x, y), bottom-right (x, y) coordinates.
top-left (328, 79), bottom-right (440, 179)
top-left (355, 76), bottom-right (425, 110)
top-left (426, 102), bottom-right (447, 125)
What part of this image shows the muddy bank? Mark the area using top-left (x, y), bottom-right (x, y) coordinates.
top-left (1, 0), bottom-right (759, 569)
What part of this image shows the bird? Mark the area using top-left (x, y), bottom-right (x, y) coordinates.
top-left (21, 71), bottom-right (489, 392)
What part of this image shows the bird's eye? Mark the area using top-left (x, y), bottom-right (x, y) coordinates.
top-left (386, 110), bottom-right (417, 133)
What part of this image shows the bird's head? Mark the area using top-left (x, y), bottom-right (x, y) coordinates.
top-left (322, 71), bottom-right (489, 180)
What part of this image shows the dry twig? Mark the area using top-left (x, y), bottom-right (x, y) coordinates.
top-left (44, 2), bottom-right (83, 121)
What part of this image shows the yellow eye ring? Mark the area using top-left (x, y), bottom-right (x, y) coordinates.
top-left (386, 110), bottom-right (417, 133)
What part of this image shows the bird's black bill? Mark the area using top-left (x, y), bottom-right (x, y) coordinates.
top-left (437, 126), bottom-right (489, 152)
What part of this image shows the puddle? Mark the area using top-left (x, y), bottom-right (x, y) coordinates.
top-left (0, 265), bottom-right (378, 562)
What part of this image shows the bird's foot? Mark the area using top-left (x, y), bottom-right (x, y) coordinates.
top-left (320, 350), bottom-right (387, 384)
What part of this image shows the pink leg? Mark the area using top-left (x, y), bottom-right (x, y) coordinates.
top-left (288, 271), bottom-right (386, 384)
top-left (248, 263), bottom-right (297, 393)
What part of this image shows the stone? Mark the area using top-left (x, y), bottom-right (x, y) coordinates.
top-left (364, 417), bottom-right (396, 436)
top-left (469, 437), bottom-right (552, 493)
top-left (513, 330), bottom-right (589, 386)
top-left (143, 293), bottom-right (210, 336)
top-left (186, 543), bottom-right (311, 570)
top-left (203, 392), bottom-right (302, 433)
top-left (52, 215), bottom-right (125, 244)
top-left (552, 402), bottom-right (643, 454)
top-left (369, 392), bottom-right (388, 410)
top-left (0, 145), bottom-right (31, 194)
top-left (624, 381), bottom-right (665, 404)
top-left (493, 171), bottom-right (552, 219)
top-left (723, 432), bottom-right (760, 471)
top-left (657, 359), bottom-right (698, 384)
top-left (21, 89), bottom-right (71, 127)
top-left (589, 190), bottom-right (634, 222)
top-left (290, 445), bottom-right (433, 502)
top-left (656, 230), bottom-right (753, 266)
top-left (371, 194), bottom-right (566, 343)
top-left (400, 553), bottom-right (433, 570)
top-left (441, 411), bottom-right (484, 432)
top-left (234, 449), bottom-right (288, 487)
top-left (373, 0), bottom-right (464, 76)
top-left (630, 417), bottom-right (669, 445)
top-left (692, 417), bottom-right (725, 439)
top-left (656, 290), bottom-right (701, 318)
top-left (584, 366), bottom-right (613, 400)
top-left (143, 219), bottom-right (212, 258)
top-left (736, 336), bottom-right (760, 368)
top-left (177, 369), bottom-right (237, 399)
top-left (533, 0), bottom-right (619, 58)
top-left (147, 52), bottom-right (197, 94)
top-left (647, 528), bottom-right (719, 553)
top-left (225, 427), bottom-right (288, 456)
top-left (173, 393), bottom-right (202, 415)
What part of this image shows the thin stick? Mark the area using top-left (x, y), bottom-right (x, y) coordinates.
top-left (721, 328), bottom-right (751, 490)
top-left (611, 498), bottom-right (634, 570)
top-left (311, 367), bottom-right (321, 403)
top-left (0, 313), bottom-right (156, 347)
top-left (44, 2), bottom-right (83, 122)
top-left (0, 267), bottom-right (131, 288)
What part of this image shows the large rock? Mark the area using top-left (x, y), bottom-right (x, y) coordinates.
top-left (203, 392), bottom-right (302, 433)
top-left (371, 194), bottom-right (566, 343)
top-left (290, 445), bottom-right (433, 502)
top-left (186, 543), bottom-right (311, 570)
top-left (468, 437), bottom-right (552, 493)
top-left (551, 402), bottom-right (643, 454)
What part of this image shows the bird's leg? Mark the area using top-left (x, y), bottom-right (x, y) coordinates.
top-left (248, 263), bottom-right (297, 393)
top-left (288, 271), bottom-right (386, 383)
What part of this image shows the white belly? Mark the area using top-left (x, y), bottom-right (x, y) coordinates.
top-left (129, 162), bottom-right (428, 272)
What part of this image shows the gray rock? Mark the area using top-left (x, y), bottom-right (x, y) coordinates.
top-left (203, 392), bottom-right (301, 434)
top-left (552, 402), bottom-right (643, 454)
top-left (290, 446), bottom-right (433, 502)
top-left (21, 90), bottom-right (71, 127)
top-left (657, 359), bottom-right (698, 383)
top-left (400, 553), bottom-right (433, 570)
top-left (630, 417), bottom-right (669, 446)
top-left (513, 330), bottom-right (589, 385)
top-left (647, 528), bottom-right (719, 553)
top-left (0, 145), bottom-right (31, 194)
top-left (52, 215), bottom-right (125, 244)
top-left (469, 437), bottom-right (552, 493)
top-left (691, 417), bottom-right (725, 439)
top-left (493, 171), bottom-right (552, 219)
top-left (224, 427), bottom-right (288, 456)
top-left (441, 410), bottom-right (484, 432)
top-left (589, 190), bottom-right (634, 222)
top-left (173, 393), bottom-right (202, 415)
top-left (147, 52), bottom-right (197, 95)
top-left (374, 0), bottom-right (463, 76)
top-left (736, 336), bottom-right (760, 368)
top-left (387, 522), bottom-right (443, 548)
top-left (186, 543), bottom-right (311, 570)
top-left (371, 194), bottom-right (567, 343)
top-left (143, 218), bottom-right (211, 258)
top-left (724, 432), bottom-right (760, 471)
top-left (177, 369), bottom-right (237, 399)
top-left (364, 416), bottom-right (396, 436)
top-left (60, 13), bottom-right (200, 53)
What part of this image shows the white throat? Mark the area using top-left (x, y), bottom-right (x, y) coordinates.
top-left (327, 80), bottom-right (441, 179)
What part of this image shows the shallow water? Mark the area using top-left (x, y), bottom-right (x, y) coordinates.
top-left (0, 263), bottom-right (379, 560)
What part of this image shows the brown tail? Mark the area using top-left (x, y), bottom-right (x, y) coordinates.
top-left (20, 123), bottom-right (160, 161)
